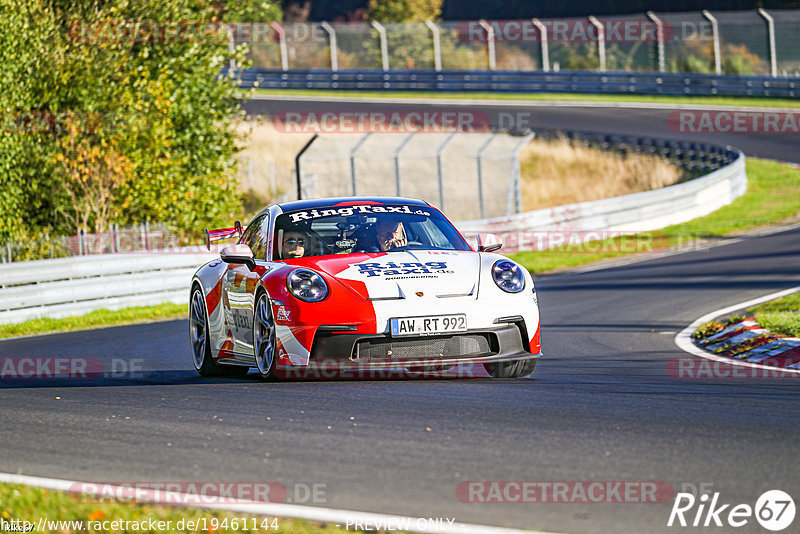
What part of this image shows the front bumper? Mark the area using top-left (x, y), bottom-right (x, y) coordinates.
top-left (291, 324), bottom-right (540, 370)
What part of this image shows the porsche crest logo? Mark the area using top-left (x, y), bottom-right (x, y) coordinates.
top-left (415, 291), bottom-right (424, 297)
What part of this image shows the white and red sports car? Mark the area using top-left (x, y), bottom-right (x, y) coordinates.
top-left (189, 197), bottom-right (541, 380)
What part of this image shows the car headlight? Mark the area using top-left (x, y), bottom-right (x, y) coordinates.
top-left (287, 268), bottom-right (329, 302)
top-left (492, 260), bottom-right (525, 293)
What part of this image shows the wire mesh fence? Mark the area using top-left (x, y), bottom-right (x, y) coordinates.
top-left (244, 9), bottom-right (800, 77)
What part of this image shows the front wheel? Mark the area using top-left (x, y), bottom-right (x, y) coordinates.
top-left (484, 358), bottom-right (537, 379)
top-left (253, 292), bottom-right (277, 380)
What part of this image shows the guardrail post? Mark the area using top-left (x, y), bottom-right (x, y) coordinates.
top-left (702, 10), bottom-right (722, 75)
top-left (531, 18), bottom-right (549, 72)
top-left (350, 133), bottom-right (372, 196)
top-left (79, 228), bottom-right (86, 256)
top-left (436, 133), bottom-right (457, 210)
top-left (588, 16), bottom-right (606, 72)
top-left (5, 242), bottom-right (10, 263)
top-left (425, 21), bottom-right (442, 71)
top-left (646, 11), bottom-right (665, 73)
top-left (478, 20), bottom-right (496, 71)
top-left (143, 221), bottom-right (150, 251)
top-left (371, 21), bottom-right (389, 71)
top-left (112, 223), bottom-right (119, 253)
top-left (475, 134), bottom-right (496, 219)
top-left (393, 133), bottom-right (415, 196)
top-left (270, 22), bottom-right (289, 71)
top-left (320, 22), bottom-right (339, 71)
top-left (295, 134), bottom-right (318, 200)
top-left (758, 8), bottom-right (778, 77)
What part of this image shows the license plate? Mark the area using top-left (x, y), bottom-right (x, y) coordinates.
top-left (390, 314), bottom-right (467, 336)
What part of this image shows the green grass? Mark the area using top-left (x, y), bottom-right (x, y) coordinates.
top-left (253, 88), bottom-right (800, 109)
top-left (0, 482), bottom-right (364, 533)
top-left (509, 158), bottom-right (800, 273)
top-left (0, 303), bottom-right (187, 339)
top-left (748, 293), bottom-right (800, 337)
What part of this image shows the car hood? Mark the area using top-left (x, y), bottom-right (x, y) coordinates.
top-left (309, 251), bottom-right (480, 301)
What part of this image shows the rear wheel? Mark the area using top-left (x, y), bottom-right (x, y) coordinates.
top-left (254, 292), bottom-right (277, 380)
top-left (190, 287), bottom-right (222, 377)
top-left (485, 358), bottom-right (537, 379)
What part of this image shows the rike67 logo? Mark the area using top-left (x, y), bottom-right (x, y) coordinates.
top-left (668, 490), bottom-right (795, 531)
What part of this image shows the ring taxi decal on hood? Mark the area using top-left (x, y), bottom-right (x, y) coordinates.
top-left (288, 204), bottom-right (431, 223)
top-left (355, 261), bottom-right (452, 277)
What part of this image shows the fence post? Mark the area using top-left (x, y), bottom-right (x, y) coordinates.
top-left (5, 242), bottom-right (10, 263)
top-left (371, 21), bottom-right (389, 71)
top-left (435, 133), bottom-right (457, 211)
top-left (475, 134), bottom-right (496, 220)
top-left (227, 24), bottom-right (237, 76)
top-left (320, 22), bottom-right (339, 71)
top-left (588, 16), bottom-right (606, 72)
top-left (702, 10), bottom-right (722, 75)
top-left (295, 134), bottom-right (318, 200)
top-left (270, 22), bottom-right (289, 71)
top-left (394, 133), bottom-right (415, 196)
top-left (143, 221), bottom-right (150, 251)
top-left (531, 18), bottom-right (549, 72)
top-left (425, 21), bottom-right (442, 71)
top-left (758, 8), bottom-right (778, 77)
top-left (350, 133), bottom-right (372, 196)
top-left (478, 20), bottom-right (496, 70)
top-left (646, 11), bottom-right (665, 73)
top-left (79, 228), bottom-right (86, 256)
top-left (510, 133), bottom-right (534, 215)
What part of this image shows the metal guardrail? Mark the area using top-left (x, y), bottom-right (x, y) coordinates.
top-left (237, 68), bottom-right (800, 97)
top-left (459, 131), bottom-right (746, 252)
top-left (0, 131), bottom-right (745, 324)
top-left (0, 252), bottom-right (216, 324)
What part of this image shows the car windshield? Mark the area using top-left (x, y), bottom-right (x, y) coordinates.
top-left (273, 203), bottom-right (471, 260)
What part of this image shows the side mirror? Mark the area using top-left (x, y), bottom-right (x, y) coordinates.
top-left (220, 244), bottom-right (256, 271)
top-left (479, 242), bottom-right (503, 253)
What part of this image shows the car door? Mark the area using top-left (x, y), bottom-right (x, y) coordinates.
top-left (222, 213), bottom-right (271, 361)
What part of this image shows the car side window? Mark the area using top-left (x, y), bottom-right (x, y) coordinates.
top-left (241, 215), bottom-right (268, 260)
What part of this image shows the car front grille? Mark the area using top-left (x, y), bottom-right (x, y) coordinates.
top-left (353, 333), bottom-right (496, 361)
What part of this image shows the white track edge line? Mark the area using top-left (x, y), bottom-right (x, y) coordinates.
top-left (675, 286), bottom-right (800, 375)
top-left (0, 473), bottom-right (559, 534)
top-left (248, 93), bottom-right (800, 113)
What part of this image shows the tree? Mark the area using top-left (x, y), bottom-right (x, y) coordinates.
top-left (367, 0), bottom-right (441, 22)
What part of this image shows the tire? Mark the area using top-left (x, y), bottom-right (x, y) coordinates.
top-left (253, 292), bottom-right (277, 380)
top-left (484, 358), bottom-right (538, 379)
top-left (190, 287), bottom-right (225, 377)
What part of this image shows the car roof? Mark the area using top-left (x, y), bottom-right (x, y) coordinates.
top-left (277, 197), bottom-right (431, 213)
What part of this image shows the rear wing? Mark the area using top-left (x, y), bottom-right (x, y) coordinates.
top-left (205, 221), bottom-right (243, 250)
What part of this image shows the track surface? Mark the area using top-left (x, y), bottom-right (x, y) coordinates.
top-left (2, 101), bottom-right (800, 533)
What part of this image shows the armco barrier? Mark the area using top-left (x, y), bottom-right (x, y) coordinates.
top-left (237, 68), bottom-right (800, 98)
top-left (0, 132), bottom-right (745, 324)
top-left (0, 252), bottom-right (216, 324)
top-left (458, 142), bottom-right (746, 252)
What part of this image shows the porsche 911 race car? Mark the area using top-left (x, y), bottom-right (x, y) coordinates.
top-left (189, 197), bottom-right (541, 379)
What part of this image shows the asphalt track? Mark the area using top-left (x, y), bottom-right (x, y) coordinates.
top-left (2, 99), bottom-right (800, 533)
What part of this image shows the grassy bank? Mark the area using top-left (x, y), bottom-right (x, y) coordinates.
top-left (748, 293), bottom-right (800, 337)
top-left (253, 89), bottom-right (800, 109)
top-left (0, 303), bottom-right (187, 340)
top-left (510, 158), bottom-right (800, 273)
top-left (0, 482), bottom-right (367, 534)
